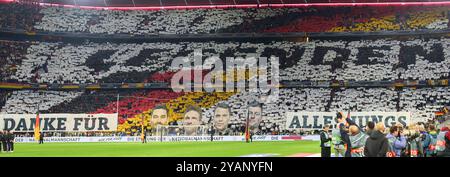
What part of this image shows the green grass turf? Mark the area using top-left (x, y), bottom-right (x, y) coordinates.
top-left (0, 141), bottom-right (321, 157)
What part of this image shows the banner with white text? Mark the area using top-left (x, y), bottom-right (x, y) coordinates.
top-left (0, 114), bottom-right (118, 132)
top-left (286, 111), bottom-right (411, 130)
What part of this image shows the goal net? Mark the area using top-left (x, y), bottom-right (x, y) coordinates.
top-left (155, 124), bottom-right (209, 136)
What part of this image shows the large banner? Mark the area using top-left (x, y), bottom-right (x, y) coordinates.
top-left (286, 112), bottom-right (411, 130)
top-left (14, 135), bottom-right (319, 143)
top-left (0, 114), bottom-right (118, 132)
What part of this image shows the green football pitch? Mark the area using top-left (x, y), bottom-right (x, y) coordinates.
top-left (0, 141), bottom-right (321, 157)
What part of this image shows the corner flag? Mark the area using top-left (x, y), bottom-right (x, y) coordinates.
top-left (141, 116), bottom-right (145, 143)
top-left (34, 112), bottom-right (40, 141)
top-left (245, 113), bottom-right (250, 142)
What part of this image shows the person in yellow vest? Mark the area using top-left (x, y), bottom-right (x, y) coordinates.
top-left (346, 115), bottom-right (369, 157)
top-left (437, 131), bottom-right (450, 157)
top-left (425, 124), bottom-right (438, 157)
top-left (349, 125), bottom-right (368, 157)
top-left (332, 112), bottom-right (351, 157)
top-left (436, 119), bottom-right (450, 154)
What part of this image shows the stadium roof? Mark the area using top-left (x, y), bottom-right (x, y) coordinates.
top-left (5, 0), bottom-right (450, 10)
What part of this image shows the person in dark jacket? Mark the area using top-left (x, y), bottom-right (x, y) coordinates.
top-left (39, 132), bottom-right (44, 144)
top-left (0, 131), bottom-right (3, 153)
top-left (1, 131), bottom-right (7, 152)
top-left (208, 126), bottom-right (215, 142)
top-left (320, 124), bottom-right (332, 157)
top-left (3, 131), bottom-right (10, 152)
top-left (7, 131), bottom-right (14, 152)
top-left (365, 121), bottom-right (375, 136)
top-left (364, 122), bottom-right (389, 157)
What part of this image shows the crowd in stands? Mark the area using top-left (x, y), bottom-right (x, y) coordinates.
top-left (2, 37), bottom-right (448, 84)
top-left (3, 86), bottom-right (450, 135)
top-left (11, 41), bottom-right (180, 84)
top-left (330, 88), bottom-right (398, 113)
top-left (0, 91), bottom-right (9, 109)
top-left (0, 90), bottom-right (83, 114)
top-left (0, 35), bottom-right (448, 134)
top-left (42, 90), bottom-right (127, 114)
top-left (34, 7), bottom-right (293, 35)
top-left (0, 3), bottom-right (449, 35)
top-left (0, 40), bottom-right (30, 82)
top-left (282, 38), bottom-right (450, 81)
top-left (1, 3), bottom-right (450, 137)
top-left (32, 6), bottom-right (450, 34)
top-left (325, 7), bottom-right (450, 32)
top-left (401, 87), bottom-right (450, 123)
top-left (0, 3), bottom-right (41, 31)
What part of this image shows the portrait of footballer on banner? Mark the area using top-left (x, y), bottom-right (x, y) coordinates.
top-left (213, 103), bottom-right (232, 135)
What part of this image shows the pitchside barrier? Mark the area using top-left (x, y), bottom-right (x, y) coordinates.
top-left (14, 135), bottom-right (320, 143)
